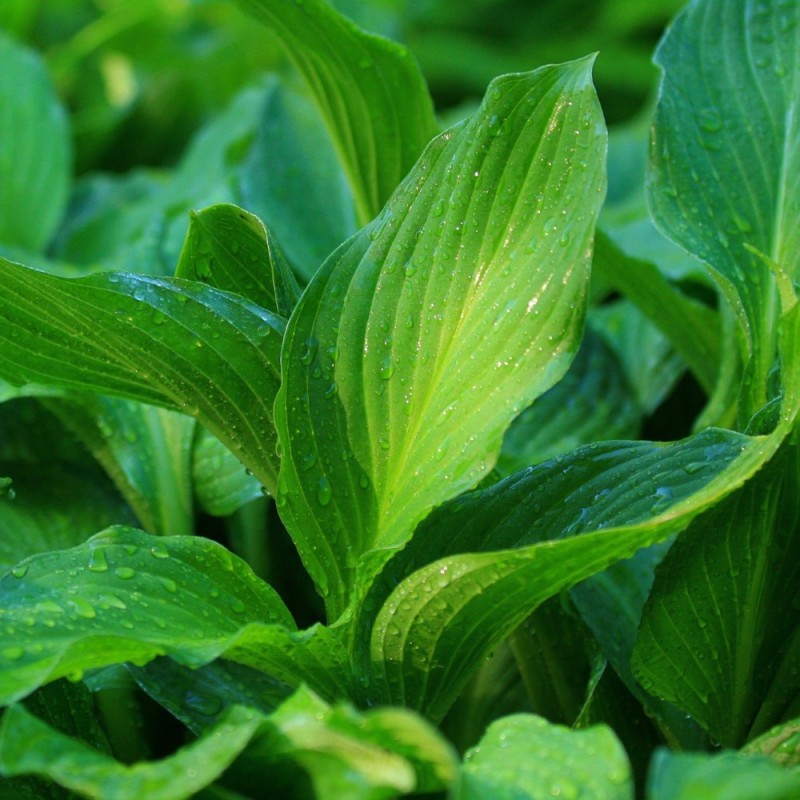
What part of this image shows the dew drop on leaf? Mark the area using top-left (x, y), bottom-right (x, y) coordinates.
top-left (87, 548), bottom-right (109, 573)
top-left (316, 476), bottom-right (332, 507)
top-left (114, 567), bottom-right (136, 580)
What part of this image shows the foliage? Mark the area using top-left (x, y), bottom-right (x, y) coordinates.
top-left (0, 0), bottom-right (799, 797)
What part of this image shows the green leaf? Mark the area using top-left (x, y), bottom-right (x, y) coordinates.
top-left (234, 0), bottom-right (438, 224)
top-left (236, 685), bottom-right (456, 799)
top-left (237, 77), bottom-right (358, 283)
top-left (0, 703), bottom-right (263, 800)
top-left (0, 265), bottom-right (284, 495)
top-left (0, 526), bottom-right (294, 706)
top-left (631, 443), bottom-right (800, 746)
top-left (498, 326), bottom-right (640, 473)
top-left (46, 396), bottom-right (195, 536)
top-left (0, 463), bottom-right (134, 572)
top-left (743, 717), bottom-right (800, 769)
top-left (276, 58), bottom-right (607, 617)
top-left (647, 749), bottom-right (800, 800)
top-left (129, 658), bottom-right (293, 732)
top-left (176, 203), bottom-right (299, 316)
top-left (648, 0), bottom-right (800, 415)
top-left (192, 427), bottom-right (262, 518)
top-left (593, 229), bottom-right (720, 394)
top-left (354, 425), bottom-right (789, 719)
top-left (0, 32), bottom-right (70, 252)
top-left (454, 714), bottom-right (632, 799)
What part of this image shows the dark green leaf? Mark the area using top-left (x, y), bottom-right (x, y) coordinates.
top-left (276, 58), bottom-right (607, 618)
top-left (234, 0), bottom-right (438, 224)
top-left (46, 396), bottom-right (195, 536)
top-left (192, 427), bottom-right (262, 518)
top-left (498, 326), bottom-right (640, 473)
top-left (648, 0), bottom-right (800, 415)
top-left (0, 265), bottom-right (283, 494)
top-left (175, 204), bottom-right (295, 315)
top-left (356, 425), bottom-right (790, 719)
top-left (237, 77), bottom-right (357, 284)
top-left (0, 703), bottom-right (263, 800)
top-left (632, 444), bottom-right (800, 746)
top-left (647, 748), bottom-right (800, 800)
top-left (593, 230), bottom-right (720, 394)
top-left (0, 32), bottom-right (70, 252)
top-left (0, 462), bottom-right (135, 572)
top-left (0, 527), bottom-right (294, 706)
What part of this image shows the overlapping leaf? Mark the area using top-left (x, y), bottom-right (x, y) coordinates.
top-left (235, 0), bottom-right (438, 224)
top-left (276, 58), bottom-right (607, 617)
top-left (0, 265), bottom-right (284, 493)
top-left (632, 444), bottom-right (800, 746)
top-left (648, 0), bottom-right (800, 414)
top-left (47, 396), bottom-right (195, 536)
top-left (0, 32), bottom-right (70, 252)
top-left (0, 703), bottom-right (263, 800)
top-left (0, 527), bottom-right (294, 705)
top-left (455, 714), bottom-right (632, 799)
top-left (175, 203), bottom-right (299, 316)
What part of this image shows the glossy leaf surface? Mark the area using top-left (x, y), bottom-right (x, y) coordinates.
top-left (0, 265), bottom-right (284, 494)
top-left (235, 0), bottom-right (438, 223)
top-left (277, 58), bottom-right (607, 616)
top-left (47, 396), bottom-right (195, 536)
top-left (632, 444), bottom-right (800, 746)
top-left (455, 714), bottom-right (632, 799)
top-left (0, 527), bottom-right (294, 705)
top-left (648, 0), bottom-right (800, 412)
top-left (0, 703), bottom-right (262, 800)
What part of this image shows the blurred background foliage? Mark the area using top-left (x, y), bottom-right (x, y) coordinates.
top-left (0, 0), bottom-right (683, 177)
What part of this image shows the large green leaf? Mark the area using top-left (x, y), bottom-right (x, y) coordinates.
top-left (354, 296), bottom-right (800, 720)
top-left (0, 32), bottom-right (70, 252)
top-left (454, 714), bottom-right (632, 799)
top-left (498, 326), bottom-right (640, 473)
top-left (631, 443), bottom-right (800, 746)
top-left (0, 265), bottom-right (283, 494)
top-left (647, 748), bottom-right (800, 800)
top-left (192, 427), bottom-right (262, 518)
top-left (0, 527), bottom-right (294, 706)
top-left (46, 396), bottom-right (196, 536)
top-left (234, 0), bottom-right (438, 224)
top-left (175, 203), bottom-right (300, 317)
top-left (0, 703), bottom-right (263, 800)
top-left (237, 77), bottom-right (358, 283)
top-left (648, 0), bottom-right (800, 415)
top-left (592, 230), bottom-right (720, 394)
top-left (0, 462), bottom-right (134, 572)
top-left (276, 58), bottom-right (607, 617)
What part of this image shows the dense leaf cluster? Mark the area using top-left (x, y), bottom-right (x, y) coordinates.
top-left (0, 0), bottom-right (798, 797)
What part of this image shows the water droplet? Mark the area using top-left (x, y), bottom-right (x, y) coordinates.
top-left (379, 355), bottom-right (395, 380)
top-left (69, 598), bottom-right (97, 619)
top-left (2, 647), bottom-right (24, 661)
top-left (402, 260), bottom-right (418, 278)
top-left (697, 108), bottom-right (723, 132)
top-left (11, 564), bottom-right (28, 579)
top-left (88, 549), bottom-right (109, 573)
top-left (299, 338), bottom-right (318, 365)
top-left (160, 577), bottom-right (178, 594)
top-left (149, 543), bottom-right (170, 559)
top-left (115, 567), bottom-right (136, 580)
top-left (359, 472), bottom-right (370, 489)
top-left (379, 438), bottom-right (390, 450)
top-left (187, 693), bottom-right (224, 717)
top-left (316, 476), bottom-right (332, 507)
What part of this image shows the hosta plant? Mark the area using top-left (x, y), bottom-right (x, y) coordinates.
top-left (0, 0), bottom-right (799, 797)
